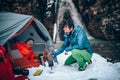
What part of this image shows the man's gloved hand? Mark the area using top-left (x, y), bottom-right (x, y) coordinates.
top-left (51, 51), bottom-right (58, 64)
top-left (53, 55), bottom-right (58, 64)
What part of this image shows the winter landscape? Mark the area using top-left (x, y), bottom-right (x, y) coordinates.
top-left (0, 0), bottom-right (120, 80)
top-left (28, 52), bottom-right (120, 80)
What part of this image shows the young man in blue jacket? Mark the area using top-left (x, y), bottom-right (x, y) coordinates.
top-left (52, 20), bottom-right (93, 71)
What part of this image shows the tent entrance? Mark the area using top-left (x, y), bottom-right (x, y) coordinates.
top-left (8, 23), bottom-right (46, 54)
top-left (17, 24), bottom-right (46, 54)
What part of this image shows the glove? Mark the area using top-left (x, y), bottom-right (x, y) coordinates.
top-left (13, 66), bottom-right (29, 76)
top-left (53, 55), bottom-right (58, 64)
top-left (51, 51), bottom-right (59, 64)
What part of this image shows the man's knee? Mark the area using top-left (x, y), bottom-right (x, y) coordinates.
top-left (72, 49), bottom-right (80, 56)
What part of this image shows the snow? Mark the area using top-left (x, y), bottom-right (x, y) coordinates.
top-left (27, 52), bottom-right (120, 80)
top-left (38, 0), bottom-right (120, 79)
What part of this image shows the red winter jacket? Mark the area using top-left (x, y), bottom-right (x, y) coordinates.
top-left (0, 45), bottom-right (15, 80)
top-left (16, 42), bottom-right (34, 61)
top-left (0, 45), bottom-right (29, 80)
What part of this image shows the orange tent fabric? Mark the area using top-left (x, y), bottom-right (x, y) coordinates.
top-left (0, 45), bottom-right (15, 80)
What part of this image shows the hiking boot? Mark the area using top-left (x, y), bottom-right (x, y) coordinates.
top-left (88, 59), bottom-right (92, 64)
top-left (78, 63), bottom-right (87, 71)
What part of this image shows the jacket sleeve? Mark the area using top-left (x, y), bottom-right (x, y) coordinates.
top-left (65, 30), bottom-right (85, 52)
top-left (54, 38), bottom-right (70, 56)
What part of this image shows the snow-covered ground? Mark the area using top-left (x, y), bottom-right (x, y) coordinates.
top-left (27, 52), bottom-right (120, 80)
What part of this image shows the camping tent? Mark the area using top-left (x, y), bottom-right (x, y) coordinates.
top-left (0, 12), bottom-right (54, 53)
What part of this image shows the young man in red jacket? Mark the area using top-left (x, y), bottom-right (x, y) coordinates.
top-left (16, 38), bottom-right (35, 61)
top-left (16, 38), bottom-right (48, 63)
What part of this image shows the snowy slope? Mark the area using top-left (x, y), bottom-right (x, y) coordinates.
top-left (28, 52), bottom-right (120, 80)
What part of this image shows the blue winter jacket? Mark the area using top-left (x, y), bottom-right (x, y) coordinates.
top-left (54, 24), bottom-right (93, 56)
